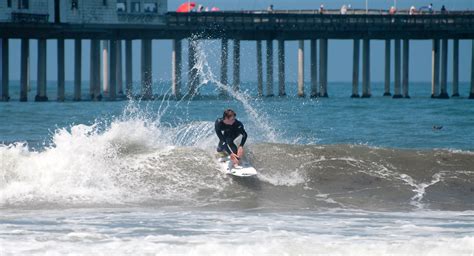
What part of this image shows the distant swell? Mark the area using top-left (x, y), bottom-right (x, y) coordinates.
top-left (1, 116), bottom-right (473, 212)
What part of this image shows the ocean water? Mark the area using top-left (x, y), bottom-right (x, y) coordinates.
top-left (1, 46), bottom-right (474, 255)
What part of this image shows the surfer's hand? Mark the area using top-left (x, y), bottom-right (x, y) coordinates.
top-left (237, 146), bottom-right (244, 158)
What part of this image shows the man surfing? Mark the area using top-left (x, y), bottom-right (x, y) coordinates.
top-left (215, 109), bottom-right (247, 168)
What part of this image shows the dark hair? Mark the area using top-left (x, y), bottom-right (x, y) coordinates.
top-left (223, 109), bottom-right (236, 119)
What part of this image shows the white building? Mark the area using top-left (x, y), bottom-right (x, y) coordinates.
top-left (0, 0), bottom-right (167, 24)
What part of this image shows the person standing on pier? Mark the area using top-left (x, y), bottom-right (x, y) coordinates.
top-left (215, 109), bottom-right (248, 168)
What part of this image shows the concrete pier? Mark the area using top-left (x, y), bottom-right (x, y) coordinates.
top-left (220, 39), bottom-right (228, 95)
top-left (310, 39), bottom-right (318, 98)
top-left (125, 40), bottom-right (132, 97)
top-left (141, 39), bottom-right (153, 99)
top-left (278, 39), bottom-right (286, 96)
top-left (351, 39), bottom-right (360, 98)
top-left (20, 39), bottom-right (29, 102)
top-left (172, 39), bottom-right (182, 98)
top-left (402, 39), bottom-right (410, 98)
top-left (90, 39), bottom-right (102, 101)
top-left (57, 39), bottom-right (65, 101)
top-left (319, 39), bottom-right (328, 97)
top-left (362, 39), bottom-right (371, 98)
top-left (74, 39), bottom-right (82, 101)
top-left (384, 39), bottom-right (391, 96)
top-left (109, 39), bottom-right (117, 100)
top-left (233, 39), bottom-right (240, 91)
top-left (393, 39), bottom-right (402, 98)
top-left (102, 41), bottom-right (109, 96)
top-left (116, 40), bottom-right (123, 95)
top-left (452, 39), bottom-right (459, 97)
top-left (431, 39), bottom-right (440, 98)
top-left (188, 39), bottom-right (198, 95)
top-left (266, 39), bottom-right (274, 97)
top-left (471, 40), bottom-right (474, 99)
top-left (256, 40), bottom-right (263, 97)
top-left (297, 40), bottom-right (304, 97)
top-left (1, 38), bottom-right (9, 101)
top-left (439, 39), bottom-right (449, 99)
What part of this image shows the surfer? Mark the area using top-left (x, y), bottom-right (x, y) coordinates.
top-left (215, 109), bottom-right (247, 167)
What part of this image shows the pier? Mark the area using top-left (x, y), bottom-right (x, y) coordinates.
top-left (1, 5), bottom-right (474, 101)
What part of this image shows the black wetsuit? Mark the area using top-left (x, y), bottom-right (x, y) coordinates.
top-left (215, 118), bottom-right (248, 155)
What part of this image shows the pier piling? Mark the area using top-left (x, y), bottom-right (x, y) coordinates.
top-left (351, 39), bottom-right (360, 98)
top-left (1, 38), bottom-right (9, 101)
top-left (393, 39), bottom-right (402, 98)
top-left (439, 39), bottom-right (449, 99)
top-left (141, 39), bottom-right (152, 99)
top-left (116, 40), bottom-right (123, 95)
top-left (74, 39), bottom-right (82, 101)
top-left (431, 39), bottom-right (440, 98)
top-left (362, 39), bottom-right (371, 98)
top-left (452, 39), bottom-right (459, 97)
top-left (402, 39), bottom-right (410, 98)
top-left (20, 39), bottom-right (29, 102)
top-left (109, 39), bottom-right (117, 100)
top-left (278, 39), bottom-right (286, 96)
top-left (172, 39), bottom-right (182, 98)
top-left (57, 39), bottom-right (65, 101)
top-left (266, 39), bottom-right (274, 97)
top-left (319, 39), bottom-right (328, 97)
top-left (125, 40), bottom-right (132, 97)
top-left (102, 41), bottom-right (109, 96)
top-left (297, 40), bottom-right (305, 97)
top-left (233, 39), bottom-right (240, 92)
top-left (310, 39), bottom-right (318, 98)
top-left (220, 39), bottom-right (228, 96)
top-left (384, 39), bottom-right (391, 96)
top-left (90, 39), bottom-right (102, 101)
top-left (256, 40), bottom-right (263, 97)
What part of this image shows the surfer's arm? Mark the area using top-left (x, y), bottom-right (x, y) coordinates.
top-left (238, 124), bottom-right (247, 147)
top-left (214, 119), bottom-right (226, 142)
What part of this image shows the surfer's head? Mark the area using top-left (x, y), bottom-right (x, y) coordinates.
top-left (223, 109), bottom-right (236, 125)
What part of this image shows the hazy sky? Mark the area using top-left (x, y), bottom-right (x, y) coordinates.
top-left (4, 0), bottom-right (474, 83)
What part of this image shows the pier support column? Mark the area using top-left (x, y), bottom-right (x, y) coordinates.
top-left (393, 39), bottom-right (402, 98)
top-left (116, 40), bottom-right (123, 95)
top-left (439, 39), bottom-right (449, 99)
top-left (57, 39), bottom-right (65, 101)
top-left (20, 39), bottom-right (29, 102)
top-left (278, 39), bottom-right (286, 96)
top-left (90, 39), bottom-right (102, 101)
top-left (141, 39), bottom-right (152, 99)
top-left (257, 40), bottom-right (263, 97)
top-left (431, 39), bottom-right (440, 98)
top-left (74, 39), bottom-right (82, 101)
top-left (233, 39), bottom-right (240, 92)
top-left (452, 39), bottom-right (459, 97)
top-left (402, 39), bottom-right (410, 98)
top-left (188, 39), bottom-right (198, 96)
top-left (310, 39), bottom-right (318, 98)
top-left (125, 40), bottom-right (132, 97)
top-left (102, 41), bottom-right (109, 97)
top-left (172, 39), bottom-right (182, 98)
top-left (319, 39), bottom-right (328, 97)
top-left (351, 39), bottom-right (360, 98)
top-left (470, 40), bottom-right (474, 99)
top-left (109, 39), bottom-right (117, 100)
top-left (362, 39), bottom-right (371, 98)
top-left (384, 39), bottom-right (391, 96)
top-left (220, 39), bottom-right (228, 96)
top-left (1, 38), bottom-right (9, 101)
top-left (297, 40), bottom-right (304, 97)
top-left (266, 39), bottom-right (274, 97)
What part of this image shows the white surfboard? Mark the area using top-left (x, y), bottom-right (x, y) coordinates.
top-left (217, 156), bottom-right (257, 177)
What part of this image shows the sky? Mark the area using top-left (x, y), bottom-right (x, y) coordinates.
top-left (3, 0), bottom-right (474, 84)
